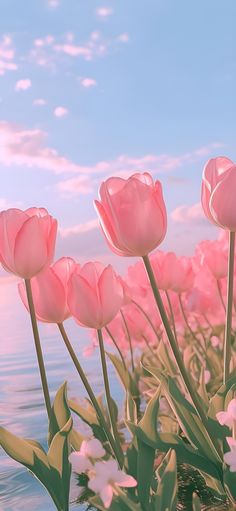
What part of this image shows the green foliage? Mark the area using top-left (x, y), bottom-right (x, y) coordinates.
top-left (153, 450), bottom-right (177, 511)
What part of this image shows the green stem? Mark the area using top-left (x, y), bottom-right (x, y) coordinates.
top-left (142, 255), bottom-right (222, 459)
top-left (223, 231), bottom-right (235, 384)
top-left (165, 291), bottom-right (178, 341)
top-left (216, 279), bottom-right (226, 313)
top-left (131, 299), bottom-right (160, 340)
top-left (120, 309), bottom-right (135, 372)
top-left (57, 323), bottom-right (123, 468)
top-left (97, 329), bottom-right (124, 467)
top-left (142, 334), bottom-right (158, 359)
top-left (178, 293), bottom-right (200, 343)
top-left (105, 326), bottom-right (127, 370)
top-left (25, 279), bottom-right (51, 420)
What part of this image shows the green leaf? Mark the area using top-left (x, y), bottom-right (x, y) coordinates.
top-left (126, 392), bottom-right (138, 425)
top-left (153, 449), bottom-right (177, 511)
top-left (145, 365), bottom-right (222, 464)
top-left (0, 426), bottom-right (49, 467)
top-left (137, 437), bottom-right (155, 508)
top-left (127, 422), bottom-right (222, 482)
top-left (156, 341), bottom-right (177, 377)
top-left (137, 386), bottom-right (161, 444)
top-left (208, 377), bottom-right (236, 419)
top-left (197, 367), bottom-right (209, 410)
top-left (69, 398), bottom-right (108, 446)
top-left (223, 465), bottom-right (236, 504)
top-left (106, 351), bottom-right (139, 398)
top-left (68, 399), bottom-right (99, 425)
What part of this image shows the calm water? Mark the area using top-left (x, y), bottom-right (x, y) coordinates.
top-left (0, 280), bottom-right (122, 511)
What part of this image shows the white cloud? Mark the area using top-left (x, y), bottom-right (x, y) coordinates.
top-left (15, 79), bottom-right (32, 91)
top-left (33, 98), bottom-right (46, 106)
top-left (54, 106), bottom-right (68, 118)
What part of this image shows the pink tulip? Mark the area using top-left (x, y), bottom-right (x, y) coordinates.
top-left (195, 239), bottom-right (228, 279)
top-left (94, 172), bottom-right (167, 257)
top-left (68, 262), bottom-right (124, 329)
top-left (168, 256), bottom-right (194, 293)
top-left (18, 257), bottom-right (75, 323)
top-left (150, 251), bottom-right (180, 290)
top-left (0, 207), bottom-right (57, 279)
top-left (202, 156), bottom-right (236, 230)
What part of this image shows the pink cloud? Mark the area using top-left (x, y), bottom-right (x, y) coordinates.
top-left (54, 43), bottom-right (92, 58)
top-left (59, 218), bottom-right (99, 238)
top-left (80, 77), bottom-right (97, 88)
top-left (54, 106), bottom-right (68, 117)
top-left (171, 202), bottom-right (206, 224)
top-left (15, 79), bottom-right (32, 91)
top-left (34, 35), bottom-right (54, 47)
top-left (33, 98), bottom-right (46, 106)
top-left (0, 121), bottom-right (83, 174)
top-left (0, 122), bottom-right (223, 182)
top-left (56, 175), bottom-right (93, 197)
top-left (0, 35), bottom-right (17, 76)
top-left (96, 7), bottom-right (113, 18)
top-left (48, 0), bottom-right (59, 7)
top-left (117, 33), bottom-right (129, 43)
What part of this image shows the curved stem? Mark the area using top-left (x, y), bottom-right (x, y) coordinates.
top-left (178, 293), bottom-right (200, 343)
top-left (224, 231), bottom-right (235, 384)
top-left (57, 323), bottom-right (123, 468)
top-left (142, 334), bottom-right (158, 359)
top-left (216, 279), bottom-right (226, 313)
top-left (97, 329), bottom-right (124, 466)
top-left (105, 326), bottom-right (127, 370)
top-left (165, 291), bottom-right (178, 341)
top-left (131, 299), bottom-right (160, 340)
top-left (142, 255), bottom-right (222, 460)
top-left (25, 279), bottom-right (51, 420)
top-left (120, 309), bottom-right (135, 372)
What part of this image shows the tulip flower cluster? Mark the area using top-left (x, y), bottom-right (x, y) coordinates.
top-left (1, 156), bottom-right (236, 511)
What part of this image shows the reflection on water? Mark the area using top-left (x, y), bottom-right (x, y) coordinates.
top-left (0, 281), bottom-right (122, 511)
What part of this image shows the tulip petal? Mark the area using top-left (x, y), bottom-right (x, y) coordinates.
top-left (14, 216), bottom-right (48, 278)
top-left (98, 265), bottom-right (123, 325)
top-left (210, 166), bottom-right (236, 231)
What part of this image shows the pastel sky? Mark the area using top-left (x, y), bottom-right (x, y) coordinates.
top-left (0, 0), bottom-right (235, 274)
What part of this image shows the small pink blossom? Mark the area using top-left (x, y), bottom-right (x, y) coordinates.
top-left (224, 437), bottom-right (236, 472)
top-left (216, 398), bottom-right (236, 429)
top-left (88, 459), bottom-right (137, 508)
top-left (69, 438), bottom-right (106, 475)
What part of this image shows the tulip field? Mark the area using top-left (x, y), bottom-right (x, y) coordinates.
top-left (1, 157), bottom-right (236, 510)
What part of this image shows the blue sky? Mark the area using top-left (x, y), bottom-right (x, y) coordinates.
top-left (0, 0), bottom-right (235, 272)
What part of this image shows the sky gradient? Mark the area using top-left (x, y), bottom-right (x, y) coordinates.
top-left (0, 0), bottom-right (235, 275)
